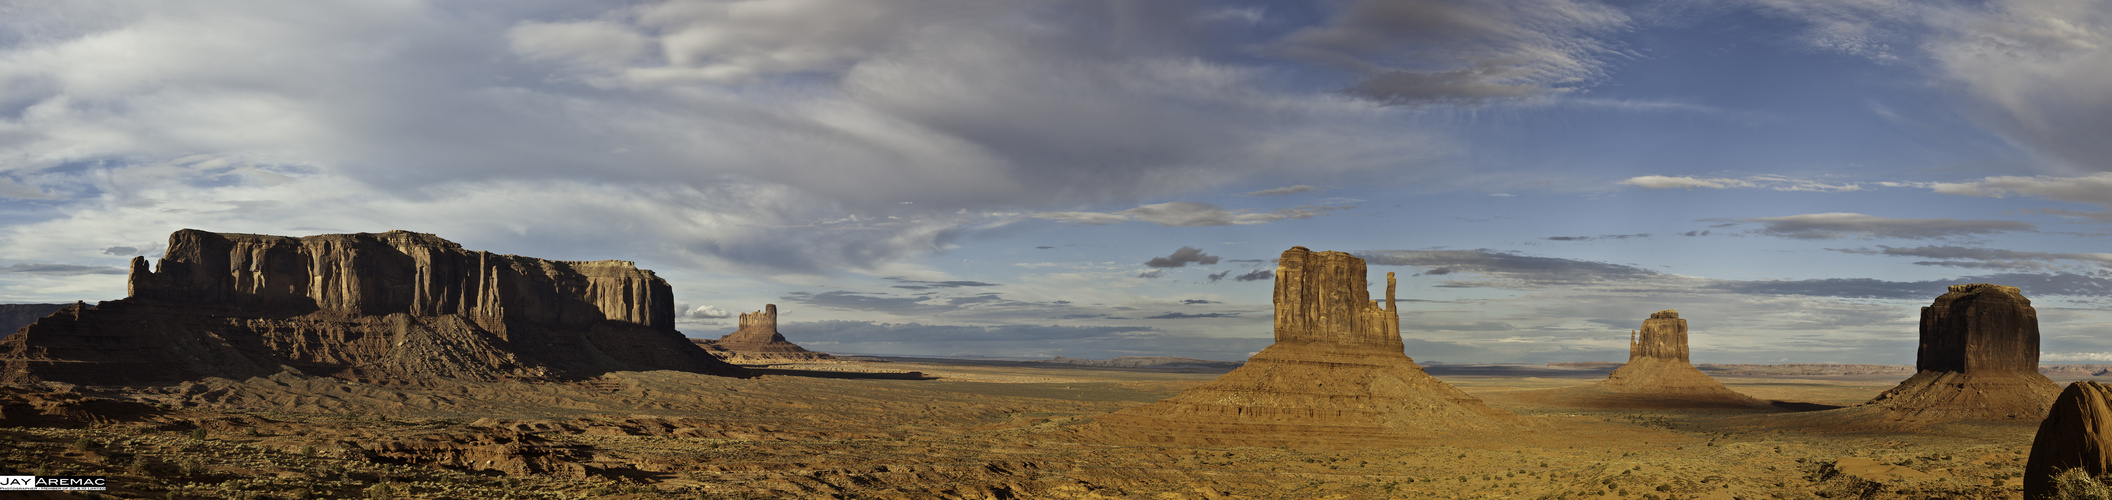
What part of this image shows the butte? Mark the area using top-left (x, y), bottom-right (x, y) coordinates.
top-left (0, 229), bottom-right (741, 386)
top-left (1764, 283), bottom-right (2061, 429)
top-left (692, 304), bottom-right (834, 364)
top-left (1543, 310), bottom-right (1764, 409)
top-left (1089, 246), bottom-right (1520, 448)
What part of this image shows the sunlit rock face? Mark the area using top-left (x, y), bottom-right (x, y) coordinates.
top-left (1, 229), bottom-right (739, 386)
top-left (698, 304), bottom-right (833, 363)
top-left (1861, 284), bottom-right (2059, 421)
top-left (2025, 381), bottom-right (2112, 498)
top-left (1593, 310), bottom-right (1762, 408)
top-left (1090, 246), bottom-right (1519, 449)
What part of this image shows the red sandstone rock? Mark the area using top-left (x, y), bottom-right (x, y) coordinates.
top-left (0, 229), bottom-right (741, 386)
top-left (1862, 284), bottom-right (2060, 421)
top-left (2025, 381), bottom-right (2112, 498)
top-left (1592, 310), bottom-right (1763, 408)
top-left (1091, 246), bottom-right (1519, 448)
top-left (703, 305), bottom-right (832, 363)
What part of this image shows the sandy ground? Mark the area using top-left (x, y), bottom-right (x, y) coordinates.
top-left (1, 360), bottom-right (2097, 499)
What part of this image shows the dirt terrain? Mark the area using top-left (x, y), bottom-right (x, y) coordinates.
top-left (0, 359), bottom-right (2090, 499)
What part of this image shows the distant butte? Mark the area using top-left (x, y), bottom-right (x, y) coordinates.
top-left (1090, 246), bottom-right (1520, 448)
top-left (691, 304), bottom-right (834, 364)
top-left (0, 229), bottom-right (742, 386)
top-left (1590, 310), bottom-right (1764, 408)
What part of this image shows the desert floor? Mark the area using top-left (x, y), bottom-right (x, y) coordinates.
top-left (1, 359), bottom-right (2083, 499)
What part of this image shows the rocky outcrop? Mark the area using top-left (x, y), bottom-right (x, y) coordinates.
top-left (1860, 284), bottom-right (2060, 421)
top-left (0, 303), bottom-right (68, 338)
top-left (700, 304), bottom-right (832, 364)
top-left (1591, 310), bottom-right (1764, 408)
top-left (1091, 246), bottom-right (1518, 449)
top-left (0, 229), bottom-right (740, 386)
top-left (2025, 381), bottom-right (2112, 498)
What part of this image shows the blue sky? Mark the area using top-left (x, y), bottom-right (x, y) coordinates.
top-left (4, 0), bottom-right (2112, 364)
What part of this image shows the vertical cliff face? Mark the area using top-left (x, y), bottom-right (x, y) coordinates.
top-left (1093, 246), bottom-right (1516, 449)
top-left (1629, 310), bottom-right (1690, 363)
top-left (1272, 247), bottom-right (1400, 351)
top-left (1917, 283), bottom-right (2038, 373)
top-left (1859, 283), bottom-right (2059, 421)
top-left (127, 229), bottom-right (676, 334)
top-left (4, 229), bottom-right (736, 386)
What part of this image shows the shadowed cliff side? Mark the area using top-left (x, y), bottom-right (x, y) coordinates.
top-left (0, 229), bottom-right (741, 386)
top-left (1085, 246), bottom-right (1520, 449)
top-left (1580, 310), bottom-right (1765, 409)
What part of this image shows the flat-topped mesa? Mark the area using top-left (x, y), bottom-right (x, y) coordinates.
top-left (1857, 283), bottom-right (2059, 421)
top-left (1629, 310), bottom-right (1689, 363)
top-left (1918, 283), bottom-right (2036, 374)
top-left (1091, 246), bottom-right (1517, 449)
top-left (1, 229), bottom-right (737, 386)
top-left (126, 229), bottom-right (674, 336)
top-left (1272, 246), bottom-right (1400, 352)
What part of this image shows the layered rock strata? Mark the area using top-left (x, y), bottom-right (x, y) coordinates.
top-left (0, 303), bottom-right (69, 338)
top-left (0, 229), bottom-right (740, 386)
top-left (1860, 284), bottom-right (2060, 420)
top-left (1594, 310), bottom-right (1764, 408)
top-left (1093, 246), bottom-right (1518, 448)
top-left (2025, 381), bottom-right (2112, 498)
top-left (698, 305), bottom-right (833, 363)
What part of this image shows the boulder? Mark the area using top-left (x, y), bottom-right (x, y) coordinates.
top-left (2025, 381), bottom-right (2112, 498)
top-left (1090, 246), bottom-right (1519, 448)
top-left (0, 229), bottom-right (741, 386)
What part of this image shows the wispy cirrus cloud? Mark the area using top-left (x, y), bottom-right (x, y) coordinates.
top-left (1620, 174), bottom-right (1862, 192)
top-left (1032, 201), bottom-right (1352, 227)
top-left (1734, 213), bottom-right (2034, 240)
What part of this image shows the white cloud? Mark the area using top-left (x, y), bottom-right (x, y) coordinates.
top-left (1924, 0), bottom-right (2112, 172)
top-left (1620, 174), bottom-right (1862, 191)
top-left (1033, 201), bottom-right (1352, 227)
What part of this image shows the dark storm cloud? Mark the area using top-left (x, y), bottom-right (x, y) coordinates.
top-left (884, 276), bottom-right (1002, 290)
top-left (1, 263), bottom-right (126, 275)
top-left (1234, 269), bottom-right (1273, 282)
top-left (1146, 247), bottom-right (1220, 268)
top-left (1737, 213), bottom-right (2034, 240)
top-left (1182, 299), bottom-right (1218, 305)
top-left (1358, 249), bottom-right (1659, 285)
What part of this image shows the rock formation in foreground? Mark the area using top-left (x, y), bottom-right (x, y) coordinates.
top-left (692, 304), bottom-right (833, 364)
top-left (1091, 246), bottom-right (1518, 448)
top-left (2025, 381), bottom-right (2112, 498)
top-left (1591, 310), bottom-right (1764, 408)
top-left (0, 229), bottom-right (741, 386)
top-left (1859, 284), bottom-right (2060, 421)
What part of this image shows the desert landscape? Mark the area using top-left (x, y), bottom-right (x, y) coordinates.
top-left (0, 232), bottom-right (2101, 499)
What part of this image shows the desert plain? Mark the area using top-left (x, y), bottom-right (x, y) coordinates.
top-left (0, 357), bottom-right (2088, 499)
